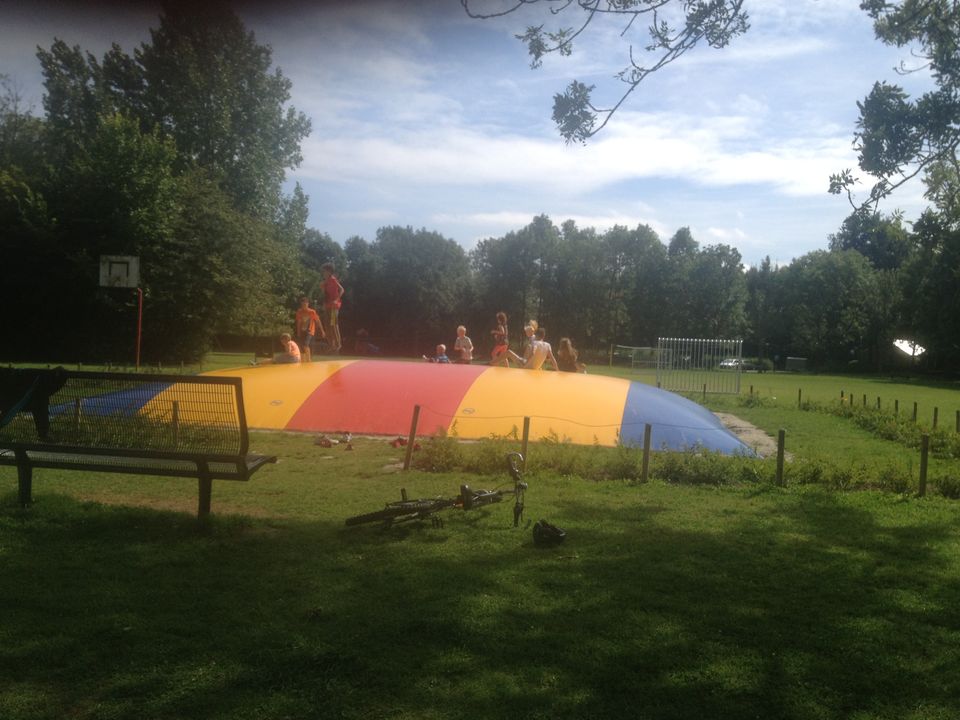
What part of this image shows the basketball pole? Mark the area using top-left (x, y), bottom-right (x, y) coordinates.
top-left (136, 287), bottom-right (143, 371)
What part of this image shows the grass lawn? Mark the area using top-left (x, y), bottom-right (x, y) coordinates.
top-left (1, 434), bottom-right (959, 720)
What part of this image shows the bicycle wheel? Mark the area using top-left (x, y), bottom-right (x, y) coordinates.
top-left (345, 499), bottom-right (448, 526)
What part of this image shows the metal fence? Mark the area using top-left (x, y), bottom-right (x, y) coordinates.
top-left (656, 337), bottom-right (743, 395)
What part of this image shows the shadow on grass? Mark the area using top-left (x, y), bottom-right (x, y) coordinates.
top-left (0, 490), bottom-right (958, 720)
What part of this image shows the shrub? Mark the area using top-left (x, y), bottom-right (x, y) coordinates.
top-left (935, 474), bottom-right (960, 499)
top-left (412, 430), bottom-right (463, 472)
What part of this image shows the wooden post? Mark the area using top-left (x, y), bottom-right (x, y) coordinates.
top-left (895, 399), bottom-right (899, 416)
top-left (840, 390), bottom-right (844, 402)
top-left (703, 383), bottom-right (707, 402)
top-left (15, 450), bottom-right (32, 508)
top-left (641, 423), bottom-right (652, 483)
top-left (797, 388), bottom-right (802, 408)
top-left (955, 410), bottom-right (959, 434)
top-left (521, 417), bottom-right (530, 470)
top-left (776, 429), bottom-right (785, 487)
top-left (198, 475), bottom-right (212, 520)
top-left (912, 402), bottom-right (918, 422)
top-left (933, 407), bottom-right (939, 430)
top-left (403, 405), bottom-right (420, 470)
top-left (919, 434), bottom-right (929, 497)
top-left (73, 398), bottom-right (83, 435)
top-left (750, 385), bottom-right (754, 398)
top-left (862, 393), bottom-right (867, 407)
top-left (876, 397), bottom-right (881, 410)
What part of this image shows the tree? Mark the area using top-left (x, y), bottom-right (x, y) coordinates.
top-left (744, 256), bottom-right (781, 362)
top-left (36, 2), bottom-right (311, 219)
top-left (828, 209), bottom-right (914, 270)
top-left (462, 0), bottom-right (748, 143)
top-left (351, 227), bottom-right (471, 354)
top-left (830, 0), bottom-right (960, 209)
top-left (136, 2), bottom-right (311, 217)
top-left (0, 74), bottom-right (45, 173)
top-left (780, 250), bottom-right (880, 368)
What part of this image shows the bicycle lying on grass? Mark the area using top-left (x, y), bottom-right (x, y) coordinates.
top-left (345, 452), bottom-right (527, 528)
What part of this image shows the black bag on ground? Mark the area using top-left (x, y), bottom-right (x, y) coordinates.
top-left (533, 519), bottom-right (566, 547)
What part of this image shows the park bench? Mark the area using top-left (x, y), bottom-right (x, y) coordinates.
top-left (0, 368), bottom-right (276, 520)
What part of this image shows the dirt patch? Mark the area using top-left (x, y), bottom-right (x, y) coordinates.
top-left (714, 412), bottom-right (791, 460)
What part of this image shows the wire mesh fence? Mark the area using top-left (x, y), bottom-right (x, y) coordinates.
top-left (0, 370), bottom-right (243, 455)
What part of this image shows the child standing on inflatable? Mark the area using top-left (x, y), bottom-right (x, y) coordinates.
top-left (294, 296), bottom-right (325, 362)
top-left (453, 325), bottom-right (473, 364)
top-left (490, 312), bottom-right (511, 366)
top-left (321, 263), bottom-right (345, 354)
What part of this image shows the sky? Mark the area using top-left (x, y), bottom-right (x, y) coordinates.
top-left (0, 0), bottom-right (937, 266)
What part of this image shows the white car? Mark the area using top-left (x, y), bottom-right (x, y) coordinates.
top-left (719, 358), bottom-right (742, 369)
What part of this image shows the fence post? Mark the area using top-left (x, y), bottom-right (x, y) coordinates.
top-left (73, 398), bottom-right (83, 435)
top-left (919, 434), bottom-right (929, 497)
top-left (702, 383), bottom-right (707, 402)
top-left (521, 417), bottom-right (530, 470)
top-left (913, 402), bottom-right (918, 422)
top-left (797, 388), bottom-right (802, 408)
top-left (956, 410), bottom-right (959, 434)
top-left (172, 401), bottom-right (180, 447)
top-left (862, 394), bottom-right (867, 408)
top-left (840, 390), bottom-right (844, 403)
top-left (933, 407), bottom-right (939, 430)
top-left (895, 399), bottom-right (899, 417)
top-left (402, 405), bottom-right (421, 471)
top-left (776, 429), bottom-right (786, 487)
top-left (876, 397), bottom-right (881, 410)
top-left (641, 423), bottom-right (652, 483)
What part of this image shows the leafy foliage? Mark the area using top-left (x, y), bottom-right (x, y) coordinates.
top-left (831, 0), bottom-right (960, 209)
top-left (463, 0), bottom-right (749, 142)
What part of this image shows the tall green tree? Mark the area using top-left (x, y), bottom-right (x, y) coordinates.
top-left (351, 227), bottom-right (471, 354)
top-left (828, 210), bottom-right (914, 270)
top-left (781, 250), bottom-right (880, 368)
top-left (136, 1), bottom-right (311, 218)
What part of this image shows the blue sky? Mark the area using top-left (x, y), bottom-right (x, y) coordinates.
top-left (0, 0), bottom-right (935, 265)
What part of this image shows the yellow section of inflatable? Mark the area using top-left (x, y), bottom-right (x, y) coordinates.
top-left (450, 367), bottom-right (631, 446)
top-left (205, 361), bottom-right (358, 429)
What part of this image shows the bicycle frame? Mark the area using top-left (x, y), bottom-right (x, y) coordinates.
top-left (344, 452), bottom-right (528, 528)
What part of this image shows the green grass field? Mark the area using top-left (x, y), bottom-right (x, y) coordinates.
top-left (2, 435), bottom-right (959, 720)
top-left (2, 355), bottom-right (960, 718)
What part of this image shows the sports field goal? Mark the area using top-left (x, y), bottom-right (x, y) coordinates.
top-left (609, 345), bottom-right (658, 370)
top-left (656, 337), bottom-right (743, 395)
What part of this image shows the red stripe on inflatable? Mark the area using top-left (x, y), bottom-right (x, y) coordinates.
top-left (284, 360), bottom-right (488, 435)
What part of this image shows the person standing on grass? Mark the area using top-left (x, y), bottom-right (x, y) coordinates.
top-left (321, 263), bottom-right (345, 354)
top-left (453, 325), bottom-right (473, 364)
top-left (294, 296), bottom-right (325, 363)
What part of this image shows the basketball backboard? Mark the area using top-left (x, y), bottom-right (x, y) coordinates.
top-left (99, 256), bottom-right (140, 288)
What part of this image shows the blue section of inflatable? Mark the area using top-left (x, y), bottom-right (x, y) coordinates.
top-left (49, 383), bottom-right (170, 417)
top-left (618, 382), bottom-right (754, 456)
